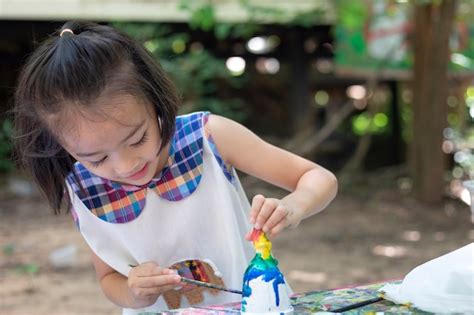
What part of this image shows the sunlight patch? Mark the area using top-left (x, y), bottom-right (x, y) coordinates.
top-left (372, 245), bottom-right (408, 258)
top-left (288, 270), bottom-right (327, 284)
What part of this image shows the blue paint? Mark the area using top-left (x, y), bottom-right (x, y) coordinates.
top-left (242, 253), bottom-right (286, 311)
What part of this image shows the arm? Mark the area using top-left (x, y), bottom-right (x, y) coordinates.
top-left (206, 114), bottom-right (338, 238)
top-left (91, 251), bottom-right (181, 309)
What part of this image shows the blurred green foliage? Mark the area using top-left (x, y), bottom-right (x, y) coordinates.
top-left (453, 87), bottom-right (474, 179)
top-left (352, 112), bottom-right (389, 136)
top-left (14, 263), bottom-right (39, 275)
top-left (338, 1), bottom-right (368, 30)
top-left (0, 119), bottom-right (13, 173)
top-left (114, 22), bottom-right (248, 122)
top-left (114, 1), bottom-right (328, 124)
top-left (3, 243), bottom-right (15, 256)
top-left (179, 0), bottom-right (328, 33)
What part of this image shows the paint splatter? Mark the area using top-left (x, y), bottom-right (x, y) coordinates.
top-left (241, 229), bottom-right (286, 312)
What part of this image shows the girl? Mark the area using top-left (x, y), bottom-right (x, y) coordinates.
top-left (13, 21), bottom-right (337, 314)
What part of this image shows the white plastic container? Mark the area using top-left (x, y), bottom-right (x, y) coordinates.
top-left (241, 274), bottom-right (293, 314)
top-left (241, 229), bottom-right (294, 314)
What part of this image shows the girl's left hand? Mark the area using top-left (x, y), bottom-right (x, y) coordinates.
top-left (245, 194), bottom-right (299, 240)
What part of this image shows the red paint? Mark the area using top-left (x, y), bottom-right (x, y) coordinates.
top-left (249, 228), bottom-right (262, 242)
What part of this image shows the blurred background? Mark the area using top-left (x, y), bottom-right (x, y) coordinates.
top-left (0, 0), bottom-right (473, 314)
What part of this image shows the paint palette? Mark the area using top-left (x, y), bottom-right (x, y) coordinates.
top-left (241, 229), bottom-right (293, 314)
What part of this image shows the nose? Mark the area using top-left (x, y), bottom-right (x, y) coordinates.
top-left (112, 152), bottom-right (140, 178)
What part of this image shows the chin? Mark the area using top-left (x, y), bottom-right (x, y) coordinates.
top-left (122, 158), bottom-right (160, 186)
top-left (115, 171), bottom-right (150, 187)
top-left (128, 174), bottom-right (154, 186)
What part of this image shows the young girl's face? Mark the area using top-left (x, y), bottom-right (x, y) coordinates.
top-left (60, 94), bottom-right (165, 186)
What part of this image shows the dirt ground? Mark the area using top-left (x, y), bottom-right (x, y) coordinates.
top-left (1, 168), bottom-right (473, 315)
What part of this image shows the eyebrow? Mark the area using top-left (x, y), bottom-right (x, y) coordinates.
top-left (75, 122), bottom-right (145, 157)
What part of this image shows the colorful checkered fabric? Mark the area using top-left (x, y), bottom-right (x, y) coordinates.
top-left (67, 163), bottom-right (147, 223)
top-left (66, 112), bottom-right (235, 224)
top-left (203, 114), bottom-right (236, 185)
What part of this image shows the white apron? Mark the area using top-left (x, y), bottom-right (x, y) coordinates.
top-left (66, 113), bottom-right (254, 314)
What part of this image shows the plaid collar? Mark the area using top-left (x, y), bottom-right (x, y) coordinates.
top-left (66, 112), bottom-right (206, 223)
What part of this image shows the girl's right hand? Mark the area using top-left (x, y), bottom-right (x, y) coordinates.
top-left (127, 262), bottom-right (182, 308)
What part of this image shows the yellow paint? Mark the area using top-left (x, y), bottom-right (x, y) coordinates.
top-left (253, 231), bottom-right (272, 260)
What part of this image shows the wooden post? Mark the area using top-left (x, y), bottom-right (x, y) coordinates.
top-left (389, 80), bottom-right (403, 165)
top-left (412, 0), bottom-right (457, 203)
top-left (288, 28), bottom-right (312, 133)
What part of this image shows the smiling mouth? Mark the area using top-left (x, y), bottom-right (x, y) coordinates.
top-left (126, 163), bottom-right (149, 181)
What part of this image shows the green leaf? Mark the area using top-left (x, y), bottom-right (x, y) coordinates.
top-left (190, 4), bottom-right (215, 32)
top-left (338, 0), bottom-right (368, 30)
top-left (215, 23), bottom-right (233, 40)
top-left (350, 33), bottom-right (366, 54)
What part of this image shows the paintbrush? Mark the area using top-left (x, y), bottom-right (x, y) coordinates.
top-left (180, 277), bottom-right (242, 295)
top-left (128, 265), bottom-right (242, 295)
top-left (329, 296), bottom-right (384, 312)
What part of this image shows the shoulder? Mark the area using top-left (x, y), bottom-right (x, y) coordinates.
top-left (172, 112), bottom-right (211, 153)
top-left (203, 114), bottom-right (263, 165)
top-left (174, 111), bottom-right (238, 139)
top-left (175, 112), bottom-right (229, 140)
top-left (175, 111), bottom-right (209, 132)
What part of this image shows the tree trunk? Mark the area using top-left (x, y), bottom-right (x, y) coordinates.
top-left (412, 0), bottom-right (457, 203)
top-left (288, 28), bottom-right (312, 133)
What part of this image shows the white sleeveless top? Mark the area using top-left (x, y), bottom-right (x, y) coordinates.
top-left (66, 112), bottom-right (254, 314)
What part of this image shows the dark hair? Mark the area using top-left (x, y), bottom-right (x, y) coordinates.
top-left (13, 21), bottom-right (180, 214)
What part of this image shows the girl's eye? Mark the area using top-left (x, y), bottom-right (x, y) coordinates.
top-left (131, 131), bottom-right (148, 147)
top-left (90, 156), bottom-right (107, 167)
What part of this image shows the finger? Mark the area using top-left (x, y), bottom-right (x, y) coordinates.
top-left (249, 194), bottom-right (265, 224)
top-left (268, 217), bottom-right (289, 239)
top-left (134, 264), bottom-right (171, 277)
top-left (136, 274), bottom-right (182, 288)
top-left (255, 198), bottom-right (278, 230)
top-left (134, 283), bottom-right (181, 297)
top-left (130, 287), bottom-right (159, 298)
top-left (245, 229), bottom-right (253, 241)
top-left (262, 206), bottom-right (288, 233)
top-left (133, 267), bottom-right (161, 277)
top-left (130, 262), bottom-right (156, 277)
top-left (139, 261), bottom-right (159, 268)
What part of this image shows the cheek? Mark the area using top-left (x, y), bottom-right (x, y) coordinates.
top-left (82, 161), bottom-right (110, 173)
top-left (138, 137), bottom-right (160, 160)
top-left (94, 168), bottom-right (113, 178)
